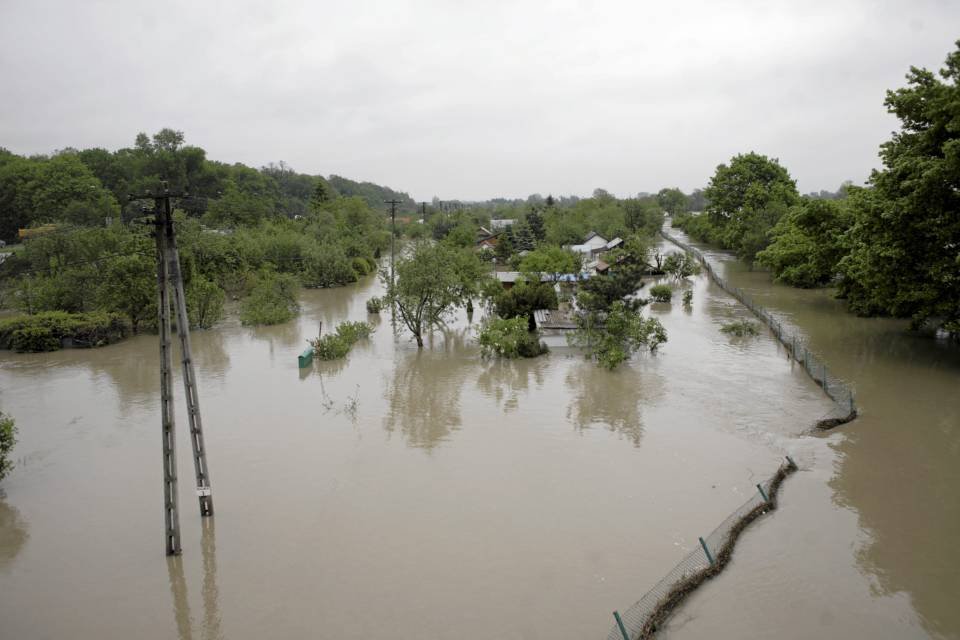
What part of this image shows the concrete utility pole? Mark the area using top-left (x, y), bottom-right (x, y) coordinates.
top-left (135, 183), bottom-right (215, 555)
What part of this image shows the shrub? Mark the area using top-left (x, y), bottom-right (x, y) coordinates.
top-left (310, 321), bottom-right (373, 360)
top-left (186, 275), bottom-right (226, 329)
top-left (663, 251), bottom-right (702, 279)
top-left (721, 320), bottom-right (760, 337)
top-left (0, 412), bottom-right (15, 482)
top-left (568, 301), bottom-right (667, 369)
top-left (682, 289), bottom-right (694, 306)
top-left (240, 272), bottom-right (300, 326)
top-left (477, 317), bottom-right (549, 358)
top-left (302, 246), bottom-right (357, 288)
top-left (649, 284), bottom-right (673, 303)
top-left (366, 297), bottom-right (383, 314)
top-left (0, 311), bottom-right (131, 352)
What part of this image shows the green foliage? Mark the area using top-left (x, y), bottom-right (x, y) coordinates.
top-left (568, 301), bottom-right (667, 369)
top-left (649, 284), bottom-right (673, 302)
top-left (835, 42), bottom-right (960, 331)
top-left (656, 187), bottom-right (689, 215)
top-left (0, 311), bottom-right (130, 351)
top-left (721, 320), bottom-right (760, 336)
top-left (310, 321), bottom-right (373, 360)
top-left (186, 274), bottom-right (225, 329)
top-left (366, 296), bottom-right (383, 314)
top-left (756, 197), bottom-right (854, 288)
top-left (682, 289), bottom-right (694, 306)
top-left (477, 317), bottom-right (548, 358)
top-left (701, 152), bottom-right (800, 262)
top-left (491, 281), bottom-right (558, 331)
top-left (662, 251), bottom-right (701, 279)
top-left (240, 272), bottom-right (300, 326)
top-left (302, 244), bottom-right (357, 287)
top-left (518, 246), bottom-right (581, 278)
top-left (0, 412), bottom-right (16, 482)
top-left (383, 242), bottom-right (471, 347)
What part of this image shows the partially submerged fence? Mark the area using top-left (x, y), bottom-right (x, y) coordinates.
top-left (660, 229), bottom-right (857, 428)
top-left (607, 458), bottom-right (797, 640)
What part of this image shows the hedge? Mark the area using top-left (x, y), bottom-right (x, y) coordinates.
top-left (0, 311), bottom-right (131, 352)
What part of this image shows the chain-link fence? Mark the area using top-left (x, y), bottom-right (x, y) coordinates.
top-left (608, 459), bottom-right (797, 640)
top-left (659, 230), bottom-right (857, 427)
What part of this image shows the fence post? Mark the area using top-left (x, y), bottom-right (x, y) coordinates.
top-left (822, 364), bottom-right (828, 393)
top-left (613, 611), bottom-right (630, 640)
top-left (699, 536), bottom-right (715, 566)
top-left (757, 483), bottom-right (769, 503)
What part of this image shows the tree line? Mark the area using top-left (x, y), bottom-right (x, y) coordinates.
top-left (673, 41), bottom-right (960, 335)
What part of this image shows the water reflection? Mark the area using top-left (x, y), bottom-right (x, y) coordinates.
top-left (383, 332), bottom-right (474, 450)
top-left (190, 329), bottom-right (231, 380)
top-left (476, 358), bottom-right (549, 414)
top-left (0, 499), bottom-right (28, 570)
top-left (166, 519), bottom-right (223, 640)
top-left (564, 361), bottom-right (664, 446)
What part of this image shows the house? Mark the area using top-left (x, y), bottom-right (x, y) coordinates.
top-left (569, 231), bottom-right (609, 255)
top-left (477, 233), bottom-right (502, 250)
top-left (18, 224), bottom-right (57, 241)
top-left (490, 219), bottom-right (515, 231)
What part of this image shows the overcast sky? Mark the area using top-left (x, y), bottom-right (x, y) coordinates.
top-left (1, 1), bottom-right (958, 201)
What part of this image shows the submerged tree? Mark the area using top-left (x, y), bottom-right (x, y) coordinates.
top-left (568, 301), bottom-right (666, 369)
top-left (384, 242), bottom-right (468, 347)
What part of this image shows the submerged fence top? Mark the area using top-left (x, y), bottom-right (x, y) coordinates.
top-left (607, 461), bottom-right (796, 640)
top-left (659, 229), bottom-right (857, 426)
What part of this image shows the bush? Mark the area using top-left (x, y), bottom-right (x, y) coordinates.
top-left (721, 319), bottom-right (760, 336)
top-left (366, 297), bottom-right (383, 314)
top-left (649, 284), bottom-right (673, 302)
top-left (0, 412), bottom-right (16, 482)
top-left (0, 311), bottom-right (131, 352)
top-left (302, 246), bottom-right (358, 288)
top-left (186, 274), bottom-right (226, 329)
top-left (663, 251), bottom-right (702, 279)
top-left (310, 321), bottom-right (373, 360)
top-left (477, 317), bottom-right (549, 358)
top-left (240, 272), bottom-right (300, 326)
top-left (568, 301), bottom-right (667, 369)
top-left (682, 289), bottom-right (694, 306)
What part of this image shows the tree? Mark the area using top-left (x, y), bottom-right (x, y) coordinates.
top-left (185, 274), bottom-right (225, 329)
top-left (568, 301), bottom-right (666, 369)
top-left (384, 242), bottom-right (466, 347)
top-left (240, 271), bottom-right (299, 325)
top-left (0, 412), bottom-right (15, 482)
top-left (492, 280), bottom-right (558, 331)
top-left (656, 187), bottom-right (688, 215)
top-left (838, 42), bottom-right (960, 332)
top-left (662, 251), bottom-right (701, 279)
top-left (703, 152), bottom-right (799, 262)
top-left (526, 208), bottom-right (546, 242)
top-left (518, 245), bottom-right (581, 279)
top-left (97, 254), bottom-right (157, 332)
top-left (756, 197), bottom-right (853, 287)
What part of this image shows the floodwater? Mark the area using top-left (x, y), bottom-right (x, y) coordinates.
top-left (0, 235), bottom-right (955, 639)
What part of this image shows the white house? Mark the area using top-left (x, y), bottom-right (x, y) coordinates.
top-left (569, 231), bottom-right (609, 255)
top-left (490, 219), bottom-right (515, 231)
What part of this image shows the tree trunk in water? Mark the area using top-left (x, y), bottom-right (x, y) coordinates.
top-left (415, 333), bottom-right (424, 348)
top-left (527, 312), bottom-right (537, 332)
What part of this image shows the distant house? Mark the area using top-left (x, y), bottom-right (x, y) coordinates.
top-left (477, 233), bottom-right (502, 250)
top-left (569, 231), bottom-right (609, 255)
top-left (18, 224), bottom-right (57, 241)
top-left (490, 219), bottom-right (515, 231)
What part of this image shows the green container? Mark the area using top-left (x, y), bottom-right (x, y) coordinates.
top-left (298, 348), bottom-right (313, 368)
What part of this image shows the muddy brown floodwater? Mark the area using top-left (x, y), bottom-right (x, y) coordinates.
top-left (0, 234), bottom-right (956, 639)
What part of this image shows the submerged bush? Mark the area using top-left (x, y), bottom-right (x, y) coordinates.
top-left (366, 297), bottom-right (383, 314)
top-left (721, 319), bottom-right (760, 337)
top-left (240, 272), bottom-right (300, 326)
top-left (0, 412), bottom-right (16, 482)
top-left (310, 321), bottom-right (373, 360)
top-left (649, 284), bottom-right (673, 303)
top-left (477, 317), bottom-right (549, 358)
top-left (682, 289), bottom-right (694, 306)
top-left (0, 311), bottom-right (130, 352)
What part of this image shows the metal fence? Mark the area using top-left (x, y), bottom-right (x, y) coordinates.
top-left (659, 230), bottom-right (857, 426)
top-left (607, 460), bottom-right (796, 640)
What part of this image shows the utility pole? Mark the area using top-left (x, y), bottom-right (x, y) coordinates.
top-left (386, 199), bottom-right (400, 292)
top-left (134, 183), bottom-right (215, 555)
